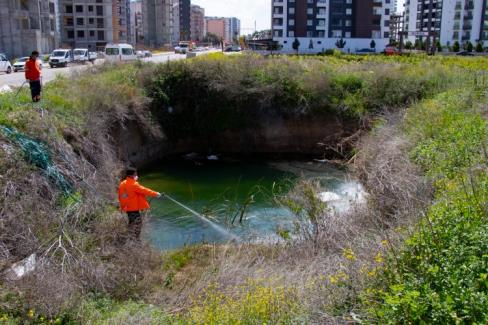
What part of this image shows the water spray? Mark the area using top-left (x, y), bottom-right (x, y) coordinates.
top-left (163, 194), bottom-right (240, 242)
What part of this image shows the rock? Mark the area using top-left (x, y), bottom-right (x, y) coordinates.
top-left (4, 254), bottom-right (37, 280)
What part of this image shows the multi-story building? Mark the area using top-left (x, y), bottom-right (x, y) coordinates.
top-left (229, 17), bottom-right (241, 42)
top-left (113, 0), bottom-right (131, 44)
top-left (143, 0), bottom-right (173, 47)
top-left (59, 0), bottom-right (130, 51)
top-left (172, 1), bottom-right (180, 44)
top-left (205, 17), bottom-right (241, 43)
top-left (405, 0), bottom-right (487, 46)
top-left (178, 0), bottom-right (191, 41)
top-left (271, 0), bottom-right (393, 53)
top-left (0, 0), bottom-right (59, 58)
top-left (190, 5), bottom-right (205, 41)
top-left (205, 17), bottom-right (227, 41)
top-left (130, 0), bottom-right (143, 45)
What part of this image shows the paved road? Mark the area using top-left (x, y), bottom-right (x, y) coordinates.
top-left (0, 51), bottom-right (210, 88)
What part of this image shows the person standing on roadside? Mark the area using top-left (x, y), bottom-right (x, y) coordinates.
top-left (25, 51), bottom-right (42, 102)
top-left (118, 167), bottom-right (162, 239)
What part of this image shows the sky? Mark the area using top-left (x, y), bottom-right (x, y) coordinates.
top-left (192, 0), bottom-right (271, 35)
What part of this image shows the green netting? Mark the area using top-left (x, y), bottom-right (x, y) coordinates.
top-left (0, 125), bottom-right (72, 194)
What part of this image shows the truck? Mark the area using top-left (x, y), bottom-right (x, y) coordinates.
top-left (49, 49), bottom-right (73, 68)
top-left (175, 41), bottom-right (194, 54)
top-left (73, 48), bottom-right (97, 63)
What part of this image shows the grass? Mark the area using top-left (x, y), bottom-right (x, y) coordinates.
top-left (0, 54), bottom-right (487, 323)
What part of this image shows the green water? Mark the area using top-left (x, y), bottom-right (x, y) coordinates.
top-left (140, 160), bottom-right (362, 250)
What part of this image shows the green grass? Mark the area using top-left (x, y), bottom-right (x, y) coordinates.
top-left (365, 89), bottom-right (488, 323)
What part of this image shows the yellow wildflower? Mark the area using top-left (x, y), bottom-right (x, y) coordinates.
top-left (367, 269), bottom-right (377, 277)
top-left (381, 240), bottom-right (388, 246)
top-left (0, 314), bottom-right (8, 321)
top-left (375, 252), bottom-right (384, 263)
top-left (343, 248), bottom-right (356, 261)
top-left (27, 309), bottom-right (35, 318)
top-left (329, 275), bottom-right (339, 284)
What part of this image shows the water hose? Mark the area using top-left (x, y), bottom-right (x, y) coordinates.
top-left (162, 194), bottom-right (240, 242)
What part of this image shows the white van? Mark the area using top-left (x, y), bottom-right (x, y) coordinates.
top-left (73, 48), bottom-right (97, 63)
top-left (104, 44), bottom-right (136, 62)
top-left (49, 49), bottom-right (73, 68)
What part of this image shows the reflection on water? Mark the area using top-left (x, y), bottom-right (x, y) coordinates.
top-left (140, 160), bottom-right (364, 250)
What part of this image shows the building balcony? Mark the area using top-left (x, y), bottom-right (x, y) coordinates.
top-left (316, 25), bottom-right (326, 30)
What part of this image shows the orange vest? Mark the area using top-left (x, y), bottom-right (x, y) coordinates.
top-left (118, 177), bottom-right (158, 212)
top-left (25, 59), bottom-right (41, 81)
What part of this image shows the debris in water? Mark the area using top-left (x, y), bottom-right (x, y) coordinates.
top-left (207, 155), bottom-right (218, 161)
top-left (318, 191), bottom-right (341, 202)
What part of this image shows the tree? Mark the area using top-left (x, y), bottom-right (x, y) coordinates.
top-left (405, 41), bottom-right (413, 50)
top-left (453, 41), bottom-right (460, 53)
top-left (335, 38), bottom-right (346, 49)
top-left (436, 41), bottom-right (442, 53)
top-left (203, 33), bottom-right (222, 45)
top-left (466, 41), bottom-right (474, 52)
top-left (370, 39), bottom-right (376, 50)
top-left (476, 42), bottom-right (484, 53)
top-left (292, 38), bottom-right (300, 54)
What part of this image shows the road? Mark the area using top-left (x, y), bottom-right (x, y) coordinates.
top-left (0, 51), bottom-right (208, 88)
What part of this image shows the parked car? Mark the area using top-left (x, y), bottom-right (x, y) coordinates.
top-left (73, 48), bottom-right (97, 63)
top-left (136, 50), bottom-right (145, 58)
top-left (384, 46), bottom-right (400, 56)
top-left (104, 43), bottom-right (136, 62)
top-left (143, 50), bottom-right (152, 57)
top-left (225, 45), bottom-right (242, 52)
top-left (456, 51), bottom-right (475, 56)
top-left (49, 49), bottom-right (73, 68)
top-left (13, 57), bottom-right (43, 72)
top-left (175, 41), bottom-right (194, 54)
top-left (355, 48), bottom-right (375, 54)
top-left (0, 53), bottom-right (12, 74)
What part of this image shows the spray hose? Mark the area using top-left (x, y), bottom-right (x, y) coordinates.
top-left (162, 194), bottom-right (240, 242)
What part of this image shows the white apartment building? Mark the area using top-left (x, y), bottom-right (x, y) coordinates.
top-left (271, 0), bottom-right (394, 54)
top-left (405, 0), bottom-right (488, 46)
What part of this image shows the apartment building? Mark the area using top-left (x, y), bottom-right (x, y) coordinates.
top-left (271, 0), bottom-right (394, 53)
top-left (178, 0), bottom-right (191, 41)
top-left (130, 0), bottom-right (143, 45)
top-left (205, 17), bottom-right (241, 43)
top-left (59, 0), bottom-right (130, 51)
top-left (143, 0), bottom-right (173, 47)
top-left (405, 0), bottom-right (488, 46)
top-left (0, 0), bottom-right (59, 58)
top-left (190, 5), bottom-right (205, 41)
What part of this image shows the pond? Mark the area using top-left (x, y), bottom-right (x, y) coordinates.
top-left (140, 159), bottom-right (364, 250)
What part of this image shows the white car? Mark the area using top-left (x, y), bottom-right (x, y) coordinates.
top-left (13, 57), bottom-right (43, 72)
top-left (49, 49), bottom-right (73, 68)
top-left (0, 53), bottom-right (12, 74)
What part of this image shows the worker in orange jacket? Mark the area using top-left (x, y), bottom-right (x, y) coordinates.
top-left (118, 167), bottom-right (162, 239)
top-left (25, 51), bottom-right (42, 102)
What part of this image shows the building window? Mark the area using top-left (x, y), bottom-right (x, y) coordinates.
top-left (88, 5), bottom-right (93, 12)
top-left (66, 17), bottom-right (73, 26)
top-left (372, 30), bottom-right (381, 38)
top-left (66, 5), bottom-right (73, 14)
top-left (67, 30), bottom-right (74, 39)
top-left (307, 19), bottom-right (313, 26)
top-left (98, 31), bottom-right (105, 40)
top-left (332, 30), bottom-right (342, 37)
top-left (307, 8), bottom-right (313, 15)
top-left (89, 18), bottom-right (94, 24)
top-left (346, 8), bottom-right (352, 15)
top-left (90, 30), bottom-right (95, 37)
top-left (77, 30), bottom-right (85, 38)
top-left (96, 6), bottom-right (103, 16)
top-left (289, 31), bottom-right (295, 37)
top-left (77, 18), bottom-right (84, 26)
top-left (289, 7), bottom-right (295, 14)
top-left (289, 19), bottom-right (295, 26)
top-left (345, 31), bottom-right (351, 38)
top-left (75, 5), bottom-right (83, 13)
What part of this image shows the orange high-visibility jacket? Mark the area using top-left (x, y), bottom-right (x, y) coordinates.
top-left (118, 177), bottom-right (158, 212)
top-left (25, 59), bottom-right (41, 81)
